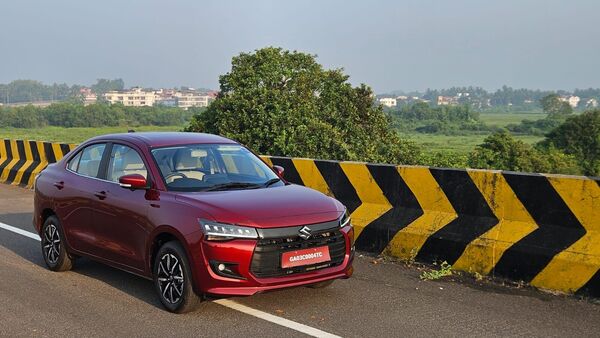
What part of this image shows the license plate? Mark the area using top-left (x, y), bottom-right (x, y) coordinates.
top-left (281, 246), bottom-right (331, 268)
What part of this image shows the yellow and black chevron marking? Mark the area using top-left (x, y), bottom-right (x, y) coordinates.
top-left (262, 156), bottom-right (600, 296)
top-left (0, 139), bottom-right (75, 188)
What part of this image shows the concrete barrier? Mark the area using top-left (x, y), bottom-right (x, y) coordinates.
top-left (1, 139), bottom-right (598, 296)
top-left (0, 139), bottom-right (76, 188)
top-left (262, 156), bottom-right (600, 297)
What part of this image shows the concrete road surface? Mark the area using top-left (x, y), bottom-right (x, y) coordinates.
top-left (0, 183), bottom-right (598, 337)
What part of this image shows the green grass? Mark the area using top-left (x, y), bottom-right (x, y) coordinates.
top-left (479, 112), bottom-right (547, 127)
top-left (403, 132), bottom-right (544, 155)
top-left (0, 111), bottom-right (548, 155)
top-left (400, 112), bottom-right (548, 154)
top-left (0, 125), bottom-right (183, 144)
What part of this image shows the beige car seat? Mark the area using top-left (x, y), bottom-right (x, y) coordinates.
top-left (174, 149), bottom-right (205, 180)
top-left (111, 149), bottom-right (147, 181)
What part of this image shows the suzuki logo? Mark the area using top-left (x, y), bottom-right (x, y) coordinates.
top-left (298, 226), bottom-right (312, 240)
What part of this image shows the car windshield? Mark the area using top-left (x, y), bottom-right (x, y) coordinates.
top-left (151, 144), bottom-right (281, 192)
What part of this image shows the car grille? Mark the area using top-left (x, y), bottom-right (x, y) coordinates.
top-left (250, 225), bottom-right (346, 278)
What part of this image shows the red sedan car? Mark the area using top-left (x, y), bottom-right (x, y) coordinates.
top-left (34, 132), bottom-right (354, 313)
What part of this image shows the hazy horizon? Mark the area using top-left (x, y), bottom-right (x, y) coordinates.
top-left (1, 0), bottom-right (599, 93)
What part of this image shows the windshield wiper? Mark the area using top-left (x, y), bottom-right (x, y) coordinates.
top-left (204, 182), bottom-right (261, 191)
top-left (263, 178), bottom-right (281, 187)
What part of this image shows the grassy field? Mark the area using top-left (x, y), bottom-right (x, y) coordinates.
top-left (479, 112), bottom-right (547, 127)
top-left (403, 132), bottom-right (544, 154)
top-left (0, 125), bottom-right (183, 144)
top-left (0, 112), bottom-right (549, 154)
top-left (402, 112), bottom-right (547, 154)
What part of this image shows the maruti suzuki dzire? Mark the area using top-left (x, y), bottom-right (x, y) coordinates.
top-left (33, 132), bottom-right (354, 313)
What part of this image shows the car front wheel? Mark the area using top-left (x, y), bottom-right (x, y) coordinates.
top-left (41, 215), bottom-right (73, 272)
top-left (153, 241), bottom-right (202, 313)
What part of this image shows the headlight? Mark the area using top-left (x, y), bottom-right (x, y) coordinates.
top-left (339, 210), bottom-right (351, 228)
top-left (199, 219), bottom-right (258, 241)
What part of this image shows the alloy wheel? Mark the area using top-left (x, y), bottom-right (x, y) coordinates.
top-left (157, 253), bottom-right (184, 304)
top-left (43, 223), bottom-right (61, 265)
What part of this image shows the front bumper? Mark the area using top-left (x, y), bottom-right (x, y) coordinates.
top-left (189, 224), bottom-right (354, 296)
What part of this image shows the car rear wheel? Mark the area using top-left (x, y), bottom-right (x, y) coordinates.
top-left (41, 215), bottom-right (73, 272)
top-left (153, 241), bottom-right (202, 313)
top-left (306, 280), bottom-right (335, 289)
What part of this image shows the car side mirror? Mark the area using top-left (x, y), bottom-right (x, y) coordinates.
top-left (273, 165), bottom-right (285, 178)
top-left (119, 174), bottom-right (149, 189)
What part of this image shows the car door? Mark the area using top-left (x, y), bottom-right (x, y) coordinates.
top-left (57, 142), bottom-right (108, 254)
top-left (89, 143), bottom-right (152, 271)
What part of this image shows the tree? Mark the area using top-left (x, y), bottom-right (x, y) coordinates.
top-left (540, 109), bottom-right (600, 176)
top-left (185, 47), bottom-right (420, 164)
top-left (540, 94), bottom-right (573, 119)
top-left (90, 78), bottom-right (125, 94)
top-left (468, 131), bottom-right (579, 174)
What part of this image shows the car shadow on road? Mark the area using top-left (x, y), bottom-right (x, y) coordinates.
top-left (0, 212), bottom-right (163, 309)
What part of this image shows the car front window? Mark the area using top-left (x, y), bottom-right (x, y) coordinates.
top-left (151, 144), bottom-right (280, 191)
top-left (107, 144), bottom-right (148, 182)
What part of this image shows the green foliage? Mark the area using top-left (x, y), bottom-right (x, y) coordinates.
top-left (420, 261), bottom-right (453, 281)
top-left (417, 151), bottom-right (469, 168)
top-left (90, 78), bottom-right (125, 94)
top-left (506, 118), bottom-right (563, 136)
top-left (505, 95), bottom-right (574, 135)
top-left (0, 102), bottom-right (199, 128)
top-left (540, 110), bottom-right (600, 176)
top-left (185, 47), bottom-right (420, 164)
top-left (390, 102), bottom-right (479, 122)
top-left (387, 102), bottom-right (500, 135)
top-left (468, 131), bottom-right (580, 174)
top-left (0, 125), bottom-right (181, 144)
top-left (540, 94), bottom-right (573, 119)
top-left (0, 80), bottom-right (83, 104)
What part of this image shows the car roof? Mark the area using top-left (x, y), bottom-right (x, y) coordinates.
top-left (86, 132), bottom-right (238, 148)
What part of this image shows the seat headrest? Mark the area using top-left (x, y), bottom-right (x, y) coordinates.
top-left (175, 149), bottom-right (200, 170)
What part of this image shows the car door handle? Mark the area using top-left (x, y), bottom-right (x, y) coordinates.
top-left (94, 191), bottom-right (107, 200)
top-left (53, 181), bottom-right (64, 190)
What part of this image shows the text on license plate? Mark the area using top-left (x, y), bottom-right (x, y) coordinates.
top-left (281, 246), bottom-right (331, 268)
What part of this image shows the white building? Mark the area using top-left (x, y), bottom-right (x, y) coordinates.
top-left (585, 98), bottom-right (598, 108)
top-left (104, 87), bottom-right (156, 107)
top-left (559, 95), bottom-right (581, 108)
top-left (79, 88), bottom-right (97, 106)
top-left (174, 91), bottom-right (212, 109)
top-left (437, 96), bottom-right (458, 106)
top-left (378, 97), bottom-right (397, 107)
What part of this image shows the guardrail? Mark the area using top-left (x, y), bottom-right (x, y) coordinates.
top-left (1, 139), bottom-right (598, 297)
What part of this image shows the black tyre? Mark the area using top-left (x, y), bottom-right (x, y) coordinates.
top-left (153, 241), bottom-right (202, 313)
top-left (306, 280), bottom-right (335, 289)
top-left (41, 215), bottom-right (73, 272)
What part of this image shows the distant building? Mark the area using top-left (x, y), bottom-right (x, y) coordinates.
top-left (559, 95), bottom-right (580, 108)
top-left (396, 95), bottom-right (408, 101)
top-left (378, 97), bottom-right (397, 107)
top-left (174, 91), bottom-right (212, 109)
top-left (104, 87), bottom-right (156, 107)
top-left (80, 88), bottom-right (97, 106)
top-left (585, 98), bottom-right (598, 108)
top-left (154, 89), bottom-right (177, 107)
top-left (437, 95), bottom-right (458, 106)
top-left (155, 98), bottom-right (178, 107)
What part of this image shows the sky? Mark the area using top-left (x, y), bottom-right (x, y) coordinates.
top-left (1, 0), bottom-right (599, 93)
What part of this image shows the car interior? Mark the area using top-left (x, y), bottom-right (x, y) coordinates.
top-left (151, 145), bottom-right (271, 191)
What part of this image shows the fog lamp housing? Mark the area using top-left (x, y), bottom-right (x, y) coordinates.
top-left (209, 260), bottom-right (245, 280)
